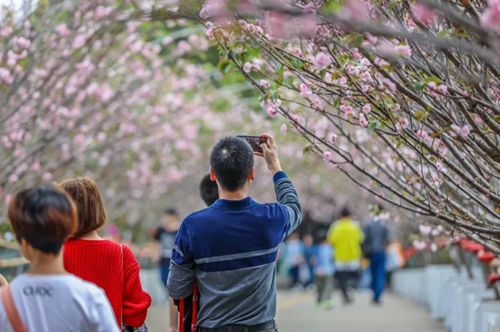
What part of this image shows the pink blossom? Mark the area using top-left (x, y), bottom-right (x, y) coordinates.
top-left (436, 162), bottom-right (447, 173)
top-left (17, 37), bottom-right (31, 49)
top-left (97, 132), bottom-right (107, 142)
top-left (374, 58), bottom-right (390, 67)
top-left (4, 194), bottom-right (12, 206)
top-left (381, 78), bottom-right (397, 94)
top-left (0, 26), bottom-right (13, 37)
top-left (206, 29), bottom-right (215, 40)
top-left (378, 41), bottom-right (398, 57)
top-left (431, 229), bottom-right (441, 236)
top-left (437, 84), bottom-right (448, 95)
top-left (243, 62), bottom-right (252, 73)
top-left (395, 123), bottom-right (402, 131)
top-left (267, 107), bottom-right (279, 118)
top-left (412, 4), bottom-right (436, 25)
top-left (419, 225), bottom-right (432, 235)
top-left (200, 7), bottom-right (209, 19)
top-left (313, 95), bottom-right (322, 108)
top-left (284, 71), bottom-right (292, 78)
top-left (481, 0), bottom-right (500, 32)
top-left (451, 124), bottom-right (471, 138)
top-left (177, 41), bottom-right (192, 52)
top-left (280, 124), bottom-right (287, 134)
top-left (260, 80), bottom-right (271, 88)
top-left (95, 84), bottom-right (114, 102)
top-left (9, 174), bottom-right (18, 183)
top-left (42, 172), bottom-right (53, 181)
top-left (297, 14), bottom-right (317, 37)
top-left (359, 114), bottom-right (368, 127)
top-left (329, 133), bottom-right (337, 142)
top-left (417, 130), bottom-right (429, 141)
top-left (363, 104), bottom-right (371, 113)
top-left (395, 45), bottom-right (412, 57)
top-left (400, 118), bottom-right (409, 129)
top-left (300, 83), bottom-right (311, 97)
top-left (362, 33), bottom-right (378, 47)
top-left (0, 67), bottom-right (13, 84)
top-left (340, 0), bottom-right (370, 21)
top-left (268, 11), bottom-right (287, 38)
top-left (32, 162), bottom-right (41, 171)
top-left (323, 151), bottom-right (332, 161)
top-left (313, 52), bottom-right (332, 70)
top-left (72, 35), bottom-right (87, 49)
top-left (290, 113), bottom-right (300, 122)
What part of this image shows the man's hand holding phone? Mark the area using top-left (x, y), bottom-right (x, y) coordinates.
top-left (258, 134), bottom-right (282, 175)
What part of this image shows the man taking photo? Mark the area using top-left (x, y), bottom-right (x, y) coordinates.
top-left (168, 134), bottom-right (302, 332)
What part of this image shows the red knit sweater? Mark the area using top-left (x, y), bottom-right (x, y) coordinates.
top-left (63, 238), bottom-right (152, 327)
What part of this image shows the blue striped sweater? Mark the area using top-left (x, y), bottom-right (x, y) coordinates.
top-left (167, 171), bottom-right (302, 328)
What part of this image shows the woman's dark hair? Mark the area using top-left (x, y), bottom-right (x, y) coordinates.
top-left (339, 206), bottom-right (351, 218)
top-left (210, 136), bottom-right (254, 191)
top-left (59, 177), bottom-right (107, 238)
top-left (200, 174), bottom-right (219, 206)
top-left (8, 185), bottom-right (77, 254)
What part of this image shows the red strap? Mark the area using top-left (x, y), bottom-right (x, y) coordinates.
top-left (1, 285), bottom-right (28, 332)
top-left (191, 281), bottom-right (198, 332)
top-left (179, 298), bottom-right (185, 332)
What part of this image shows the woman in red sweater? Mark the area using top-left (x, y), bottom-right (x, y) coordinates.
top-left (60, 177), bottom-right (151, 331)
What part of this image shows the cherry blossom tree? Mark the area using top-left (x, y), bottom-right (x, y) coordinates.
top-left (192, 0), bottom-right (500, 252)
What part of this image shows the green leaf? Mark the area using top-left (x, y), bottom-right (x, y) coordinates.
top-left (224, 63), bottom-right (232, 74)
top-left (414, 81), bottom-right (425, 92)
top-left (275, 63), bottom-right (282, 72)
top-left (292, 59), bottom-right (303, 69)
top-left (414, 110), bottom-right (427, 121)
top-left (303, 145), bottom-right (313, 154)
top-left (425, 76), bottom-right (441, 84)
top-left (368, 121), bottom-right (377, 132)
top-left (284, 76), bottom-right (291, 86)
top-left (494, 115), bottom-right (500, 124)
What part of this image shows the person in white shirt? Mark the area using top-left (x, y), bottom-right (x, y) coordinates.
top-left (0, 184), bottom-right (120, 332)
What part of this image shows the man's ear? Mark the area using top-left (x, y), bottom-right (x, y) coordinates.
top-left (210, 169), bottom-right (216, 181)
top-left (248, 168), bottom-right (255, 181)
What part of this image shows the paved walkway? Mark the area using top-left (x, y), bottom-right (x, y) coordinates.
top-left (146, 290), bottom-right (445, 332)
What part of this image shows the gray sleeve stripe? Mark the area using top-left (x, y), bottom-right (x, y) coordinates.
top-left (173, 244), bottom-right (186, 258)
top-left (194, 245), bottom-right (280, 264)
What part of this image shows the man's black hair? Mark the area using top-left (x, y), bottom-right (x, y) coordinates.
top-left (164, 207), bottom-right (177, 216)
top-left (210, 136), bottom-right (254, 192)
top-left (200, 174), bottom-right (219, 206)
top-left (339, 206), bottom-right (351, 218)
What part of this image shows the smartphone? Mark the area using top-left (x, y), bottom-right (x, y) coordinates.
top-left (237, 135), bottom-right (268, 154)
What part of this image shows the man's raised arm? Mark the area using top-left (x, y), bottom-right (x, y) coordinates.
top-left (259, 134), bottom-right (302, 235)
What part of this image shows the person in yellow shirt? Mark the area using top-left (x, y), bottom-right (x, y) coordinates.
top-left (327, 206), bottom-right (364, 305)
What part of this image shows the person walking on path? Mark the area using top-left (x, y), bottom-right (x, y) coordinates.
top-left (327, 206), bottom-right (363, 305)
top-left (168, 134), bottom-right (302, 332)
top-left (313, 236), bottom-right (334, 309)
top-left (362, 204), bottom-right (394, 305)
top-left (152, 207), bottom-right (180, 332)
top-left (303, 234), bottom-right (316, 289)
top-left (282, 232), bottom-right (305, 291)
top-left (61, 178), bottom-right (151, 331)
top-left (0, 185), bottom-right (119, 332)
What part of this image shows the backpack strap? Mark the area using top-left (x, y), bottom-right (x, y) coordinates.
top-left (1, 285), bottom-right (28, 332)
top-left (179, 297), bottom-right (185, 332)
top-left (191, 281), bottom-right (198, 332)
